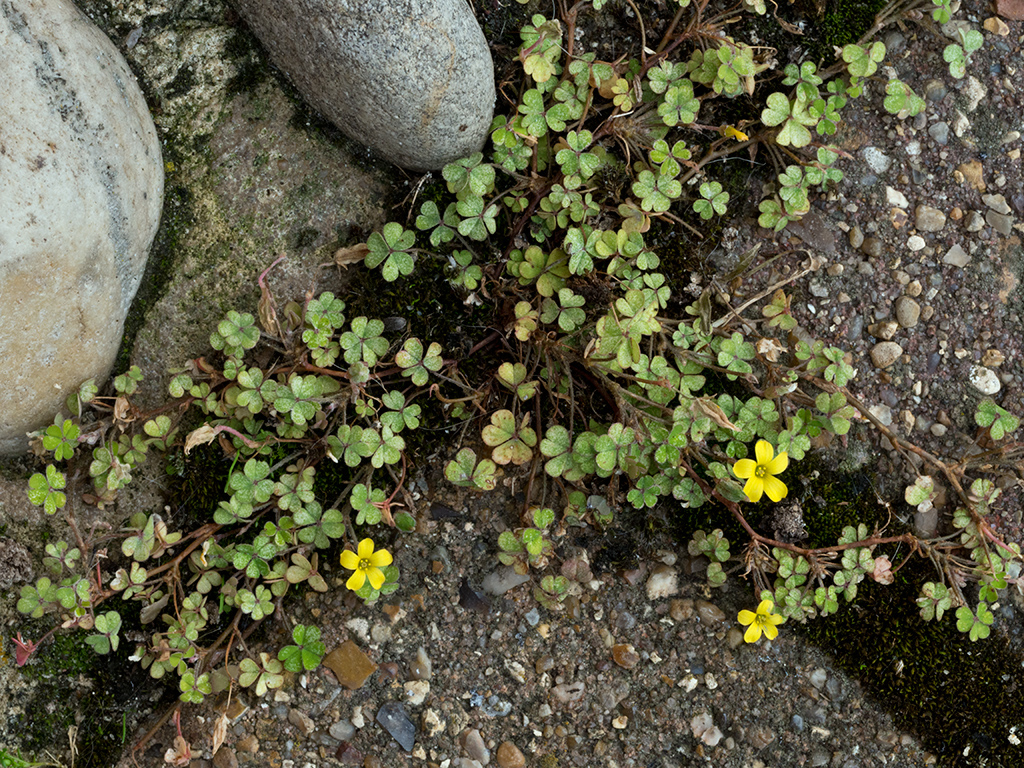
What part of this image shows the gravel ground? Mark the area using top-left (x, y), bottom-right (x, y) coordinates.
top-left (5, 2), bottom-right (1022, 768)
top-left (123, 487), bottom-right (937, 768)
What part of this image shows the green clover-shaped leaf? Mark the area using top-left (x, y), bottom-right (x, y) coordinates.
top-left (366, 222), bottom-right (416, 281)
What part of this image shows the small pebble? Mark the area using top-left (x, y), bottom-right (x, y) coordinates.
top-left (986, 211), bottom-right (1014, 236)
top-left (868, 320), bottom-right (898, 340)
top-left (927, 122), bottom-right (949, 145)
top-left (695, 600), bottom-right (726, 625)
top-left (969, 365), bottom-right (1001, 395)
top-left (404, 680), bottom-right (430, 706)
top-left (410, 646), bottom-right (432, 681)
top-left (924, 79), bottom-right (947, 102)
top-left (982, 193), bottom-right (1011, 215)
top-left (495, 741), bottom-right (526, 768)
top-left (462, 728), bottom-right (490, 765)
top-left (914, 205), bottom-right (946, 232)
top-left (942, 243), bottom-right (970, 267)
top-left (287, 708), bottom-right (315, 736)
top-left (871, 342), bottom-right (903, 369)
top-left (963, 210), bottom-right (986, 232)
top-left (809, 668), bottom-right (828, 690)
top-left (550, 681), bottom-right (585, 704)
top-left (330, 720), bottom-right (356, 741)
top-left (907, 235), bottom-right (925, 251)
top-left (848, 225), bottom-right (864, 249)
top-left (669, 598), bottom-right (694, 621)
top-left (645, 565), bottom-right (679, 600)
top-left (861, 237), bottom-right (883, 258)
top-left (482, 567), bottom-right (530, 596)
top-left (377, 702), bottom-right (417, 752)
top-left (422, 709), bottom-right (446, 738)
top-left (886, 186), bottom-right (909, 208)
top-left (323, 641), bottom-right (378, 690)
top-left (862, 147), bottom-right (892, 174)
top-left (894, 296), bottom-right (921, 328)
top-left (612, 643), bottom-right (640, 670)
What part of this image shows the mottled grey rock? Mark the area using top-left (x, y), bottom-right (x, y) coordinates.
top-left (915, 205), bottom-right (946, 232)
top-left (231, 0), bottom-right (494, 171)
top-left (0, 538), bottom-right (34, 589)
top-left (0, 0), bottom-right (163, 455)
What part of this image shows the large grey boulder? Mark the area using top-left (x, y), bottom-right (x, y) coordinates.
top-left (231, 0), bottom-right (495, 171)
top-left (0, 0), bottom-right (163, 455)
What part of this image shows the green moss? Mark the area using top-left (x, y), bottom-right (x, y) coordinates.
top-left (801, 558), bottom-right (1024, 766)
top-left (223, 27), bottom-right (271, 99)
top-left (167, 442), bottom-right (233, 526)
top-left (16, 632), bottom-right (164, 768)
top-left (803, 0), bottom-right (889, 64)
top-left (113, 182), bottom-right (196, 375)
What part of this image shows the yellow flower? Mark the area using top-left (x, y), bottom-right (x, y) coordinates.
top-left (722, 124), bottom-right (749, 142)
top-left (738, 599), bottom-right (785, 643)
top-left (340, 538), bottom-right (393, 591)
top-left (732, 439), bottom-right (788, 502)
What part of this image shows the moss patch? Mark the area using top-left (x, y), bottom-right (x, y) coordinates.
top-left (801, 558), bottom-right (1024, 766)
top-left (14, 632), bottom-right (164, 767)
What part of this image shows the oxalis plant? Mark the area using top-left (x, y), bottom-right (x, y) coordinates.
top-left (11, 0), bottom-right (1015, 754)
top-left (353, 0), bottom-right (1021, 635)
top-left (15, 255), bottom-right (448, 740)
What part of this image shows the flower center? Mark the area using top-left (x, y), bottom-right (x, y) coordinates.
top-left (358, 558), bottom-right (371, 571)
top-left (755, 614), bottom-right (768, 628)
top-left (755, 465), bottom-right (768, 478)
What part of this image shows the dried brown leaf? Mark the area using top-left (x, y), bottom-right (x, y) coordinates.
top-left (211, 711), bottom-right (229, 755)
top-left (334, 243), bottom-right (369, 269)
top-left (692, 397), bottom-right (740, 432)
top-left (184, 424), bottom-right (217, 455)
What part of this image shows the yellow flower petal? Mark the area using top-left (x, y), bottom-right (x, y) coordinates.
top-left (762, 475), bottom-right (788, 502)
top-left (357, 538), bottom-right (376, 559)
top-left (743, 475), bottom-right (764, 503)
top-left (754, 439), bottom-right (775, 466)
top-left (743, 622), bottom-right (763, 643)
top-left (756, 599), bottom-right (775, 615)
top-left (768, 612), bottom-right (786, 626)
top-left (366, 566), bottom-right (386, 591)
top-left (345, 569), bottom-right (367, 591)
top-left (733, 458), bottom-right (757, 479)
top-left (339, 549), bottom-right (360, 570)
top-left (737, 609), bottom-right (756, 626)
top-left (765, 451), bottom-right (789, 475)
top-left (762, 621), bottom-right (779, 641)
top-left (369, 548), bottom-right (393, 568)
